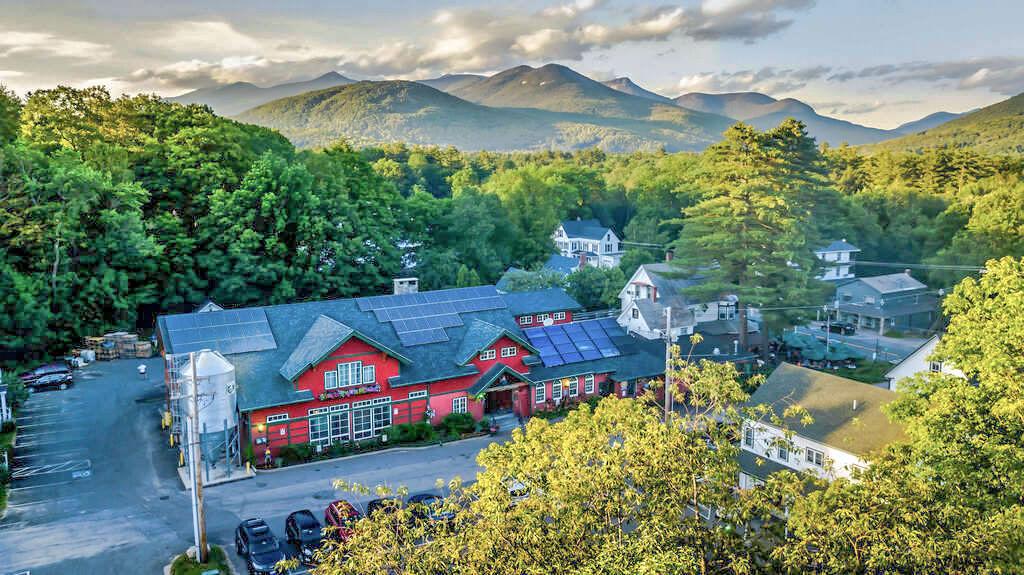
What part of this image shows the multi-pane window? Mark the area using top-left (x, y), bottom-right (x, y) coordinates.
top-left (631, 308), bottom-right (639, 319)
top-left (408, 390), bottom-right (428, 400)
top-left (452, 396), bottom-right (468, 414)
top-left (552, 380), bottom-right (563, 402)
top-left (372, 397), bottom-right (392, 430)
top-left (324, 370), bottom-right (338, 389)
top-left (537, 313), bottom-right (550, 323)
top-left (567, 377), bottom-right (579, 397)
top-left (743, 427), bottom-right (754, 447)
top-left (266, 413), bottom-right (288, 423)
top-left (553, 312), bottom-right (566, 321)
top-left (777, 444), bottom-right (789, 462)
top-left (719, 303), bottom-right (736, 320)
top-left (928, 361), bottom-right (943, 373)
top-left (338, 361), bottom-right (362, 387)
top-left (352, 407), bottom-right (374, 440)
top-left (501, 346), bottom-right (517, 358)
top-left (584, 374), bottom-right (595, 394)
top-left (805, 448), bottom-right (824, 467)
top-left (362, 364), bottom-right (376, 384)
top-left (479, 349), bottom-right (496, 361)
top-left (309, 407), bottom-right (330, 446)
top-left (520, 315), bottom-right (533, 325)
top-left (534, 383), bottom-right (546, 404)
top-left (329, 404), bottom-right (350, 443)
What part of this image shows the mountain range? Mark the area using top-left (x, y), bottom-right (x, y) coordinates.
top-left (174, 63), bottom-right (997, 152)
top-left (868, 93), bottom-right (1024, 154)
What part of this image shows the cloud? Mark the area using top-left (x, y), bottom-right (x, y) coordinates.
top-left (810, 99), bottom-right (919, 115)
top-left (830, 57), bottom-right (1024, 96)
top-left (542, 0), bottom-right (605, 18)
top-left (0, 70), bottom-right (25, 79)
top-left (0, 30), bottom-right (111, 61)
top-left (150, 21), bottom-right (265, 56)
top-left (687, 0), bottom-right (816, 42)
top-left (676, 65), bottom-right (829, 94)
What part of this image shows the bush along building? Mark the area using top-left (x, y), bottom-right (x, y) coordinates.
top-left (738, 363), bottom-right (907, 488)
top-left (157, 284), bottom-right (727, 458)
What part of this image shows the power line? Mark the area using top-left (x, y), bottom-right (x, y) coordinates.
top-left (855, 260), bottom-right (985, 272)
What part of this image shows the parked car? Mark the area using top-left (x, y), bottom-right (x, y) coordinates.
top-left (821, 322), bottom-right (856, 335)
top-left (323, 499), bottom-right (362, 542)
top-left (235, 518), bottom-right (286, 575)
top-left (19, 363), bottom-right (72, 384)
top-left (285, 509), bottom-right (324, 565)
top-left (407, 493), bottom-right (455, 523)
top-left (28, 372), bottom-right (74, 392)
top-left (365, 497), bottom-right (402, 518)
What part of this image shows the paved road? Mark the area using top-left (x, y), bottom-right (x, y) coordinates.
top-left (0, 358), bottom-right (505, 574)
top-left (795, 322), bottom-right (926, 363)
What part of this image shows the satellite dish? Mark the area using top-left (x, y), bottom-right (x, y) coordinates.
top-left (543, 317), bottom-right (554, 326)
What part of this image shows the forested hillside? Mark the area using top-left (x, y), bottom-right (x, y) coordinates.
top-left (869, 92), bottom-right (1024, 153)
top-left (1, 84), bottom-right (1023, 362)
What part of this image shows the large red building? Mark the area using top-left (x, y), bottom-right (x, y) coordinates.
top-left (158, 285), bottom-right (673, 455)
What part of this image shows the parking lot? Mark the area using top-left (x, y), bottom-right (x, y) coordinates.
top-left (0, 357), bottom-right (503, 575)
top-left (795, 321), bottom-right (927, 363)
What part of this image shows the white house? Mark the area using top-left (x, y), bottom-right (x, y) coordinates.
top-left (884, 334), bottom-right (963, 391)
top-left (552, 218), bottom-right (622, 269)
top-left (738, 363), bottom-right (907, 488)
top-left (815, 239), bottom-right (861, 281)
top-left (616, 262), bottom-right (758, 342)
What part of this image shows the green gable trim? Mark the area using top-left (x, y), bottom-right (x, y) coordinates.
top-left (467, 363), bottom-right (534, 397)
top-left (455, 319), bottom-right (539, 366)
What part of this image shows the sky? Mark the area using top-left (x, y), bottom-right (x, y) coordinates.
top-left (1, 0), bottom-right (1022, 128)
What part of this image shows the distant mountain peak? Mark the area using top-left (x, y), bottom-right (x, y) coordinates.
top-left (603, 77), bottom-right (672, 104)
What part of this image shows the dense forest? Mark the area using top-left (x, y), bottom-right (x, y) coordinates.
top-left (1, 84), bottom-right (1023, 361)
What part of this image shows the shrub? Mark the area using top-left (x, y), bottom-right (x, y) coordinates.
top-left (1, 420), bottom-right (14, 434)
top-left (328, 441), bottom-right (351, 457)
top-left (278, 442), bottom-right (314, 464)
top-left (442, 412), bottom-right (476, 436)
top-left (412, 421), bottom-right (436, 441)
top-left (243, 443), bottom-right (255, 465)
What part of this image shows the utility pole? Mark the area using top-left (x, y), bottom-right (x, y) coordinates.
top-left (823, 305), bottom-right (831, 351)
top-left (188, 352), bottom-right (209, 563)
top-left (664, 306), bottom-right (673, 424)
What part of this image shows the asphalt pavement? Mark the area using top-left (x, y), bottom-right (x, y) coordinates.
top-left (0, 358), bottom-right (506, 575)
top-left (795, 321), bottom-right (926, 363)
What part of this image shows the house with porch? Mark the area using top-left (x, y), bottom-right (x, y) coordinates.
top-left (158, 284), bottom-right (673, 457)
top-left (616, 262), bottom-right (759, 344)
top-left (814, 239), bottom-right (860, 281)
top-left (831, 271), bottom-right (938, 335)
top-left (738, 363), bottom-right (907, 488)
top-left (552, 218), bottom-right (623, 269)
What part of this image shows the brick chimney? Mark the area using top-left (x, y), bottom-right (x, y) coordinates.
top-left (578, 252), bottom-right (588, 268)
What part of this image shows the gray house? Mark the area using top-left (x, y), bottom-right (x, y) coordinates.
top-left (832, 271), bottom-right (937, 334)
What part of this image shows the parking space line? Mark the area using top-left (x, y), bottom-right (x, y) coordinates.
top-left (8, 479), bottom-right (73, 491)
top-left (13, 447), bottom-right (87, 461)
top-left (12, 459), bottom-right (91, 479)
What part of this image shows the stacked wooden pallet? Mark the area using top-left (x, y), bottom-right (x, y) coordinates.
top-left (84, 336), bottom-right (106, 353)
top-left (134, 340), bottom-right (153, 358)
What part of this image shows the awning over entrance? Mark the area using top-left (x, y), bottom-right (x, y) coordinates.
top-left (468, 364), bottom-right (534, 398)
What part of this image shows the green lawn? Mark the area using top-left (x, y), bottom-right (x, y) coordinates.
top-left (830, 361), bottom-right (892, 384)
top-left (170, 545), bottom-right (231, 575)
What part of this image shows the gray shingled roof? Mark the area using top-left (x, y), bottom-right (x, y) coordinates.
top-left (738, 449), bottom-right (794, 479)
top-left (503, 288), bottom-right (583, 316)
top-left (560, 218), bottom-right (611, 240)
top-left (836, 296), bottom-right (938, 319)
top-left (745, 363), bottom-right (907, 456)
top-left (816, 239), bottom-right (860, 253)
top-left (278, 315), bottom-right (354, 382)
top-left (542, 254), bottom-right (580, 275)
top-left (637, 263), bottom-right (703, 308)
top-left (467, 363), bottom-right (534, 396)
top-left (635, 299), bottom-right (696, 330)
top-left (857, 273), bottom-right (927, 294)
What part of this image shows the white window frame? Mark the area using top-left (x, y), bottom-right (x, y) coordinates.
top-left (805, 447), bottom-right (824, 467)
top-left (777, 444), bottom-right (789, 462)
top-left (309, 407), bottom-right (330, 446)
top-left (408, 390), bottom-right (428, 400)
top-left (324, 370), bottom-right (338, 390)
top-left (501, 346), bottom-right (517, 358)
top-left (371, 397), bottom-right (392, 430)
top-left (552, 380), bottom-right (563, 402)
top-left (338, 361), bottom-right (363, 388)
top-left (452, 396), bottom-right (468, 414)
top-left (479, 349), bottom-right (496, 361)
top-left (631, 308), bottom-right (639, 319)
top-left (928, 361), bottom-right (943, 373)
top-left (352, 407), bottom-right (374, 441)
top-left (534, 383), bottom-right (546, 404)
top-left (584, 374), bottom-right (595, 394)
top-left (537, 313), bottom-right (550, 323)
top-left (266, 413), bottom-right (289, 424)
top-left (743, 427), bottom-right (754, 447)
top-left (567, 377), bottom-right (579, 397)
top-left (519, 315), bottom-right (533, 325)
top-left (328, 404), bottom-right (350, 443)
top-left (362, 364), bottom-right (376, 384)
top-left (552, 311), bottom-right (566, 321)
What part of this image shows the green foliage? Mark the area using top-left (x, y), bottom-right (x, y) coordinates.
top-left (278, 442), bottom-right (315, 464)
top-left (0, 85), bottom-right (20, 145)
top-left (565, 265), bottom-right (626, 309)
top-left (441, 412), bottom-right (476, 436)
top-left (169, 545), bottom-right (230, 575)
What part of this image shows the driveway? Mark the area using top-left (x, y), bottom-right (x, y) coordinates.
top-left (212, 433), bottom-right (503, 574)
top-left (0, 357), bottom-right (506, 574)
top-left (795, 322), bottom-right (927, 363)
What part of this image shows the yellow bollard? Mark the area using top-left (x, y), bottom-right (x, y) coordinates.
top-left (179, 450), bottom-right (184, 467)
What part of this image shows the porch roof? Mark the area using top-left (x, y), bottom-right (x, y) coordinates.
top-left (468, 363), bottom-right (534, 397)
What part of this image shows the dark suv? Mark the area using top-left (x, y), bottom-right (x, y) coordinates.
top-left (20, 363), bottom-right (72, 384)
top-left (29, 372), bottom-right (73, 392)
top-left (235, 518), bottom-right (286, 575)
top-left (407, 493), bottom-right (455, 523)
top-left (285, 509), bottom-right (324, 565)
top-left (821, 322), bottom-right (856, 335)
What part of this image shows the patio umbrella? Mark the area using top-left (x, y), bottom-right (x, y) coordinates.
top-left (825, 341), bottom-right (857, 361)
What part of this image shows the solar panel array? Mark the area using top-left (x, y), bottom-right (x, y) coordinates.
top-left (356, 286), bottom-right (507, 347)
top-left (523, 317), bottom-right (622, 367)
top-left (164, 308), bottom-right (277, 355)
